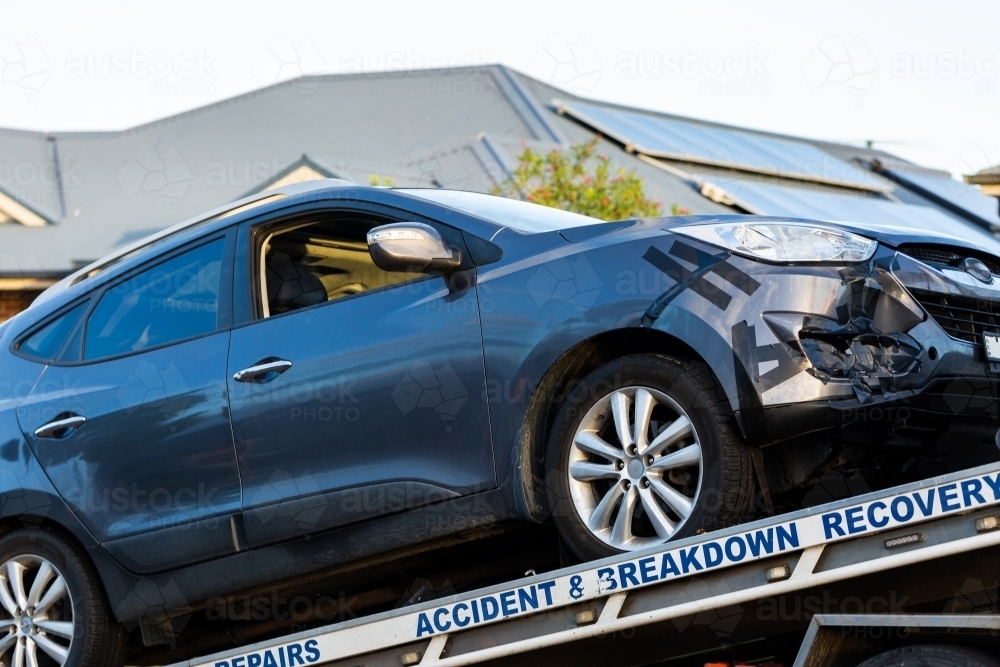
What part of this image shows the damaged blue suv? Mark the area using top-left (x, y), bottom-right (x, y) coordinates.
top-left (1, 180), bottom-right (998, 665)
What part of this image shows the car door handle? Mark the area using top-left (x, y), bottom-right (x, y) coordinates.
top-left (34, 415), bottom-right (87, 439)
top-left (234, 359), bottom-right (293, 383)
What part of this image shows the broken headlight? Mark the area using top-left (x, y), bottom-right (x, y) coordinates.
top-left (674, 222), bottom-right (877, 263)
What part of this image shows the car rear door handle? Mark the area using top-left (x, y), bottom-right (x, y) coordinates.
top-left (234, 359), bottom-right (293, 383)
top-left (34, 415), bottom-right (87, 439)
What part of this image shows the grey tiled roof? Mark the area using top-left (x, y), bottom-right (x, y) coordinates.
top-left (0, 64), bottom-right (991, 277)
top-left (0, 128), bottom-right (64, 223)
top-left (0, 68), bottom-right (550, 275)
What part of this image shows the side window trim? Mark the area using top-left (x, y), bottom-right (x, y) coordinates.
top-left (69, 229), bottom-right (236, 365)
top-left (256, 222), bottom-right (314, 320)
top-left (55, 298), bottom-right (97, 364)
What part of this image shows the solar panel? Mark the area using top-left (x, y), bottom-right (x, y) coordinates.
top-left (557, 101), bottom-right (890, 192)
top-left (699, 178), bottom-right (1000, 251)
top-left (882, 168), bottom-right (1000, 228)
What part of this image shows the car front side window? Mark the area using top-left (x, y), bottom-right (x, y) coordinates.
top-left (257, 218), bottom-right (425, 318)
top-left (83, 238), bottom-right (225, 360)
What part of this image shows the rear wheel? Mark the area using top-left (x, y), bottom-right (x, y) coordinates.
top-left (0, 527), bottom-right (127, 667)
top-left (856, 645), bottom-right (1000, 667)
top-left (545, 353), bottom-right (756, 560)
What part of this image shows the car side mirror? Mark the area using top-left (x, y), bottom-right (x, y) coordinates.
top-left (367, 222), bottom-right (462, 274)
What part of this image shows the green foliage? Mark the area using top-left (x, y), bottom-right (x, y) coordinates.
top-left (492, 138), bottom-right (663, 221)
top-left (369, 174), bottom-right (395, 187)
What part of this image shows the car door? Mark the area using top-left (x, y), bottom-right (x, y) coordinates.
top-left (227, 211), bottom-right (494, 547)
top-left (16, 233), bottom-right (244, 574)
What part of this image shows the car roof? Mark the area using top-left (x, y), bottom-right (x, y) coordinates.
top-left (29, 180), bottom-right (507, 314)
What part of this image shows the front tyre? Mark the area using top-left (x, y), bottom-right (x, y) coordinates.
top-left (0, 527), bottom-right (127, 667)
top-left (546, 353), bottom-right (756, 561)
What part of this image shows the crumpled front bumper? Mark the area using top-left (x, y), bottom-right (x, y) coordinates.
top-left (650, 238), bottom-right (999, 446)
top-left (753, 247), bottom-right (1000, 445)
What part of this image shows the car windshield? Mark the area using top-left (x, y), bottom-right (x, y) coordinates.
top-left (400, 189), bottom-right (599, 233)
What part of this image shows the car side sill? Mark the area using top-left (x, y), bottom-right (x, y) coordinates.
top-left (94, 487), bottom-right (515, 625)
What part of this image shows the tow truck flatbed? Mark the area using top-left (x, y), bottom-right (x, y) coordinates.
top-left (169, 463), bottom-right (1000, 667)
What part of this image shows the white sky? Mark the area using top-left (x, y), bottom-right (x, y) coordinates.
top-left (1, 0), bottom-right (998, 178)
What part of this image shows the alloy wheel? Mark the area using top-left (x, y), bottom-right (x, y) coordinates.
top-left (567, 386), bottom-right (703, 550)
top-left (0, 555), bottom-right (74, 667)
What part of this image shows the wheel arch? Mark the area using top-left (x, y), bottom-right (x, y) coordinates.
top-left (0, 478), bottom-right (141, 619)
top-left (0, 512), bottom-right (101, 576)
top-left (512, 326), bottom-right (720, 521)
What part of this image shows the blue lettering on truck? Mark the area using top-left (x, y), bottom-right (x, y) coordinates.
top-left (597, 523), bottom-right (799, 593)
top-left (821, 473), bottom-right (1000, 540)
top-left (417, 521), bottom-right (805, 638)
top-left (214, 640), bottom-right (321, 667)
top-left (412, 473), bottom-right (1000, 639)
top-left (416, 582), bottom-right (558, 637)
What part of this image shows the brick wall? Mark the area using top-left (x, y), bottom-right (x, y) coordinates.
top-left (0, 292), bottom-right (41, 323)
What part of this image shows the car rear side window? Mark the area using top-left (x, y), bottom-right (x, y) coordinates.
top-left (84, 238), bottom-right (225, 360)
top-left (17, 301), bottom-right (89, 362)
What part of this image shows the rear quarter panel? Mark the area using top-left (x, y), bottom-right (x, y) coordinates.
top-left (0, 322), bottom-right (99, 548)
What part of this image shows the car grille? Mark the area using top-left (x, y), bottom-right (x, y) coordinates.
top-left (900, 245), bottom-right (1000, 274)
top-left (909, 289), bottom-right (1000, 344)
